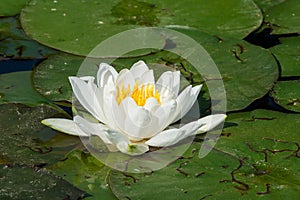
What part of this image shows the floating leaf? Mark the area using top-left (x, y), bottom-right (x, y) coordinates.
top-left (172, 28), bottom-right (279, 111)
top-left (0, 0), bottom-right (30, 16)
top-left (271, 80), bottom-right (300, 112)
top-left (265, 0), bottom-right (300, 34)
top-left (215, 110), bottom-right (300, 197)
top-left (110, 110), bottom-right (300, 199)
top-left (253, 0), bottom-right (286, 12)
top-left (0, 71), bottom-right (55, 106)
top-left (0, 165), bottom-right (84, 199)
top-left (0, 103), bottom-right (79, 166)
top-left (21, 0), bottom-right (262, 56)
top-left (110, 144), bottom-right (242, 200)
top-left (49, 150), bottom-right (117, 200)
top-left (270, 37), bottom-right (300, 76)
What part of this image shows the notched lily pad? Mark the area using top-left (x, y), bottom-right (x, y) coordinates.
top-left (48, 150), bottom-right (117, 200)
top-left (21, 0), bottom-right (262, 56)
top-left (0, 71), bottom-right (54, 106)
top-left (0, 103), bottom-right (78, 166)
top-left (0, 165), bottom-right (84, 199)
top-left (270, 37), bottom-right (300, 76)
top-left (109, 144), bottom-right (242, 200)
top-left (271, 80), bottom-right (300, 112)
top-left (171, 28), bottom-right (279, 111)
top-left (265, 0), bottom-right (300, 34)
top-left (253, 0), bottom-right (286, 12)
top-left (0, 0), bottom-right (30, 16)
top-left (216, 110), bottom-right (300, 197)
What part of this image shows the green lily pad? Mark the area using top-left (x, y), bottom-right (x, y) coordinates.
top-left (109, 144), bottom-right (242, 200)
top-left (0, 165), bottom-right (84, 199)
top-left (265, 0), bottom-right (300, 34)
top-left (0, 103), bottom-right (78, 166)
top-left (215, 110), bottom-right (300, 197)
top-left (172, 28), bottom-right (279, 111)
top-left (271, 80), bottom-right (300, 112)
top-left (110, 110), bottom-right (300, 199)
top-left (270, 37), bottom-right (300, 76)
top-left (48, 150), bottom-right (117, 200)
top-left (21, 0), bottom-right (262, 56)
top-left (253, 0), bottom-right (286, 12)
top-left (0, 71), bottom-right (55, 106)
top-left (0, 0), bottom-right (30, 16)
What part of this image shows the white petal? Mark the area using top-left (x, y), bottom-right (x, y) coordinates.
top-left (172, 84), bottom-right (202, 123)
top-left (140, 69), bottom-right (155, 85)
top-left (130, 60), bottom-right (149, 80)
top-left (145, 129), bottom-right (184, 147)
top-left (122, 98), bottom-right (157, 140)
top-left (117, 141), bottom-right (149, 156)
top-left (145, 119), bottom-right (202, 147)
top-left (143, 97), bottom-right (160, 112)
top-left (102, 76), bottom-right (118, 128)
top-left (156, 71), bottom-right (180, 98)
top-left (42, 118), bottom-right (88, 136)
top-left (74, 116), bottom-right (132, 153)
top-left (123, 99), bottom-right (176, 141)
top-left (69, 77), bottom-right (105, 123)
top-left (196, 114), bottom-right (227, 134)
top-left (116, 68), bottom-right (135, 90)
top-left (154, 99), bottom-right (177, 130)
top-left (147, 114), bottom-right (226, 147)
top-left (104, 129), bottom-right (130, 145)
top-left (73, 116), bottom-right (111, 144)
top-left (97, 63), bottom-right (118, 87)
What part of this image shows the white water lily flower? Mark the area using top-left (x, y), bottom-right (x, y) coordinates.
top-left (42, 61), bottom-right (226, 156)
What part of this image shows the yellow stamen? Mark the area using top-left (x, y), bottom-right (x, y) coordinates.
top-left (116, 81), bottom-right (161, 106)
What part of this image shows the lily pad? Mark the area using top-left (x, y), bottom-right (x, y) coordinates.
top-left (0, 0), bottom-right (30, 16)
top-left (49, 150), bottom-right (117, 200)
top-left (0, 71), bottom-right (54, 106)
top-left (0, 165), bottom-right (84, 199)
top-left (215, 110), bottom-right (300, 197)
top-left (109, 144), bottom-right (242, 200)
top-left (172, 28), bottom-right (279, 111)
top-left (253, 0), bottom-right (286, 12)
top-left (270, 37), bottom-right (300, 76)
top-left (265, 0), bottom-right (300, 34)
top-left (270, 80), bottom-right (300, 112)
top-left (21, 0), bottom-right (262, 56)
top-left (0, 103), bottom-right (78, 166)
top-left (110, 110), bottom-right (300, 199)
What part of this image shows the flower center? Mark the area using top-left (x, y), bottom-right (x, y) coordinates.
top-left (116, 81), bottom-right (161, 106)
